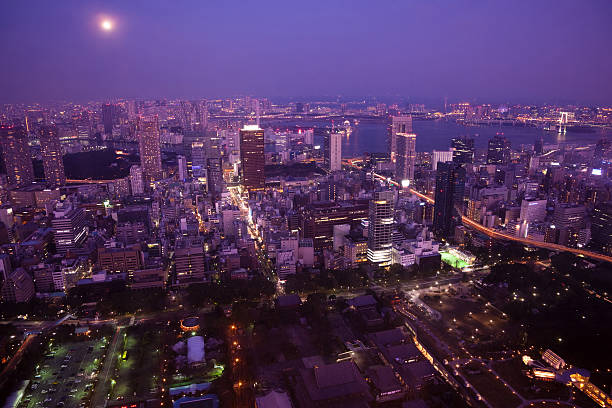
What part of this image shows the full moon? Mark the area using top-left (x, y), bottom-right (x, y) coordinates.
top-left (101, 20), bottom-right (113, 31)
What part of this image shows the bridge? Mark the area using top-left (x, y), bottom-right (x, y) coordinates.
top-left (343, 159), bottom-right (612, 264)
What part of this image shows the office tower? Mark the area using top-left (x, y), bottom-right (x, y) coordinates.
top-left (177, 155), bottom-right (187, 181)
top-left (431, 150), bottom-right (453, 171)
top-left (318, 182), bottom-right (337, 201)
top-left (191, 142), bottom-right (207, 180)
top-left (301, 200), bottom-right (369, 250)
top-left (487, 134), bottom-right (511, 165)
top-left (206, 157), bottom-right (222, 194)
top-left (52, 201), bottom-right (88, 254)
top-left (367, 190), bottom-right (395, 266)
top-left (0, 126), bottom-right (34, 187)
top-left (324, 132), bottom-right (342, 172)
top-left (102, 103), bottom-right (114, 135)
top-left (592, 138), bottom-right (610, 169)
top-left (519, 199), bottom-right (547, 223)
top-left (39, 125), bottom-right (66, 186)
top-left (553, 204), bottom-right (585, 229)
top-left (0, 253), bottom-right (11, 283)
top-left (0, 268), bottom-right (34, 303)
top-left (137, 116), bottom-right (163, 185)
top-left (451, 136), bottom-right (475, 164)
top-left (129, 165), bottom-right (144, 195)
top-left (98, 245), bottom-right (144, 275)
top-left (205, 129), bottom-right (221, 159)
top-left (396, 132), bottom-right (417, 181)
top-left (591, 202), bottom-right (612, 254)
top-left (196, 100), bottom-right (208, 131)
top-left (534, 137), bottom-right (544, 155)
top-left (239, 125), bottom-right (265, 192)
top-left (433, 162), bottom-right (466, 239)
top-left (390, 115), bottom-right (412, 163)
top-left (175, 238), bottom-right (206, 280)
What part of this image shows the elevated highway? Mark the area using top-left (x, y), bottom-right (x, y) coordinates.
top-left (343, 159), bottom-right (612, 264)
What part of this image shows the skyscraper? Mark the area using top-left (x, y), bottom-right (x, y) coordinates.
top-left (431, 150), bottom-right (454, 171)
top-left (137, 116), bottom-right (162, 185)
top-left (39, 125), bottom-right (66, 186)
top-left (239, 125), bottom-right (265, 192)
top-left (324, 132), bottom-right (342, 172)
top-left (389, 115), bottom-right (412, 163)
top-left (390, 115), bottom-right (412, 163)
top-left (367, 190), bottom-right (395, 266)
top-left (177, 155), bottom-right (187, 181)
top-left (591, 202), bottom-right (612, 255)
top-left (191, 142), bottom-right (207, 181)
top-left (396, 132), bottom-right (417, 181)
top-left (52, 201), bottom-right (88, 254)
top-left (433, 162), bottom-right (466, 239)
top-left (487, 134), bottom-right (511, 165)
top-left (0, 126), bottom-right (34, 187)
top-left (129, 165), bottom-right (144, 195)
top-left (534, 137), bottom-right (544, 155)
top-left (451, 136), bottom-right (475, 165)
top-left (102, 103), bottom-right (114, 135)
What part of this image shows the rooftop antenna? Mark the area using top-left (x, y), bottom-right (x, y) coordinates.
top-left (255, 99), bottom-right (260, 127)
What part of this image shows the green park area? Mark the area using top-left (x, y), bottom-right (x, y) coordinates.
top-left (109, 326), bottom-right (162, 402)
top-left (440, 250), bottom-right (471, 269)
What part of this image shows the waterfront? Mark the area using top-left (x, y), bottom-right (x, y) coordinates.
top-left (265, 118), bottom-right (612, 157)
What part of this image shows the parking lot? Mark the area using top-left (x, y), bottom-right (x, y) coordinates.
top-left (18, 337), bottom-right (108, 408)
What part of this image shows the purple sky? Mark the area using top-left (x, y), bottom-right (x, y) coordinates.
top-left (1, 0), bottom-right (611, 104)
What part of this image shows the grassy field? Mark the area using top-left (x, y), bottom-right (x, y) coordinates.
top-left (440, 251), bottom-right (471, 269)
top-left (109, 326), bottom-right (162, 402)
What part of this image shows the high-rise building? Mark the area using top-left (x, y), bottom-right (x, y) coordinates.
top-left (137, 116), bottom-right (162, 185)
top-left (591, 202), bottom-right (612, 255)
top-left (51, 201), bottom-right (88, 254)
top-left (534, 137), bottom-right (544, 155)
top-left (129, 165), bottom-right (144, 195)
top-left (324, 132), bottom-right (342, 172)
top-left (396, 132), bottom-right (417, 181)
top-left (301, 200), bottom-right (369, 251)
top-left (433, 162), bottom-right (466, 239)
top-left (390, 116), bottom-right (412, 163)
top-left (175, 238), bottom-right (206, 280)
top-left (39, 125), bottom-right (66, 186)
top-left (239, 125), bottom-right (265, 192)
top-left (487, 134), bottom-right (511, 165)
top-left (102, 103), bottom-right (114, 135)
top-left (1, 268), bottom-right (34, 303)
top-left (519, 199), bottom-right (547, 223)
top-left (451, 136), bottom-right (474, 165)
top-left (98, 245), bottom-right (144, 276)
top-left (206, 157), bottom-right (222, 194)
top-left (367, 190), bottom-right (395, 266)
top-left (431, 150), bottom-right (453, 171)
top-left (0, 126), bottom-right (34, 187)
top-left (177, 155), bottom-right (187, 181)
top-left (553, 204), bottom-right (585, 229)
top-left (191, 142), bottom-right (207, 181)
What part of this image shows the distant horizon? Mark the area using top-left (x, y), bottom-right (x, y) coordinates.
top-left (2, 95), bottom-right (610, 108)
top-left (2, 1), bottom-right (611, 105)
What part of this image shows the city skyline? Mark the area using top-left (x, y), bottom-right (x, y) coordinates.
top-left (1, 3), bottom-right (612, 408)
top-left (1, 1), bottom-right (612, 104)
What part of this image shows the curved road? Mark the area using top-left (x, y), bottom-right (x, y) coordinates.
top-left (347, 162), bottom-right (612, 264)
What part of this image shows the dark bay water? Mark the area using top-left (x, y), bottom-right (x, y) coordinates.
top-left (266, 118), bottom-right (611, 158)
